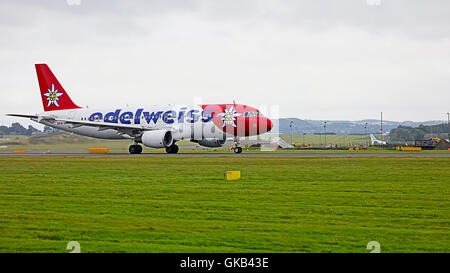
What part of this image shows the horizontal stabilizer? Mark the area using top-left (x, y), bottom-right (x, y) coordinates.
top-left (6, 114), bottom-right (38, 119)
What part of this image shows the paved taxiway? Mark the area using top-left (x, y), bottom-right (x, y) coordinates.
top-left (1, 152), bottom-right (449, 157)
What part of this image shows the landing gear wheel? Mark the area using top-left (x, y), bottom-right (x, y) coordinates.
top-left (129, 144), bottom-right (142, 154)
top-left (166, 144), bottom-right (179, 154)
top-left (136, 145), bottom-right (143, 154)
top-left (234, 146), bottom-right (243, 154)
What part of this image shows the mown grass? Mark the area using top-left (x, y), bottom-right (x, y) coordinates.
top-left (0, 157), bottom-right (448, 253)
top-left (280, 134), bottom-right (370, 146)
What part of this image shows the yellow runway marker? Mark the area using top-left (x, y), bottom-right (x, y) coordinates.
top-left (224, 171), bottom-right (241, 180)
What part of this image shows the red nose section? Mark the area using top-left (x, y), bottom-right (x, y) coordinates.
top-left (200, 104), bottom-right (273, 137)
top-left (264, 118), bottom-right (273, 132)
top-left (243, 117), bottom-right (273, 136)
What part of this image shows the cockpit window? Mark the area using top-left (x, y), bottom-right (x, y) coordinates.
top-left (243, 112), bottom-right (261, 118)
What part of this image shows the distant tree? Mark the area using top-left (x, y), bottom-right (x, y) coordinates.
top-left (27, 125), bottom-right (39, 136)
top-left (9, 123), bottom-right (28, 135)
top-left (0, 123), bottom-right (44, 136)
top-left (0, 125), bottom-right (8, 137)
top-left (390, 123), bottom-right (447, 141)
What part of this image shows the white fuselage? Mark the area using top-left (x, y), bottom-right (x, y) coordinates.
top-left (35, 105), bottom-right (229, 142)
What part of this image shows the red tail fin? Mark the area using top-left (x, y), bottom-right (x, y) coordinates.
top-left (35, 64), bottom-right (81, 111)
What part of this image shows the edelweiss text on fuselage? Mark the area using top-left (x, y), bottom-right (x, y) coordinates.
top-left (88, 108), bottom-right (215, 124)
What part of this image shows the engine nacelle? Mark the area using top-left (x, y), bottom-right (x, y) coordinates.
top-left (141, 130), bottom-right (173, 148)
top-left (194, 138), bottom-right (226, 148)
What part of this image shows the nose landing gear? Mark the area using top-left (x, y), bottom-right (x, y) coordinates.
top-left (233, 137), bottom-right (242, 153)
top-left (233, 146), bottom-right (243, 153)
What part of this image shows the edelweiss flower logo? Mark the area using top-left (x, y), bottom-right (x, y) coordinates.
top-left (43, 83), bottom-right (63, 107)
top-left (218, 106), bottom-right (242, 127)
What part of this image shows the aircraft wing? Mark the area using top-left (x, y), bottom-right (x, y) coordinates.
top-left (54, 118), bottom-right (146, 130)
top-left (7, 113), bottom-right (58, 122)
top-left (7, 114), bottom-right (156, 137)
top-left (53, 118), bottom-right (156, 138)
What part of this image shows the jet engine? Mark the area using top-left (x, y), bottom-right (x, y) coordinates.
top-left (194, 138), bottom-right (226, 148)
top-left (141, 130), bottom-right (173, 148)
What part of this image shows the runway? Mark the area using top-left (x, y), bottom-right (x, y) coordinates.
top-left (1, 152), bottom-right (449, 157)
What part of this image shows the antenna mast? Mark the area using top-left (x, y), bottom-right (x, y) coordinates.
top-left (380, 112), bottom-right (383, 137)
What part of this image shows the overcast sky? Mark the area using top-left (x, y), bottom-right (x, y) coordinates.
top-left (1, 0), bottom-right (449, 127)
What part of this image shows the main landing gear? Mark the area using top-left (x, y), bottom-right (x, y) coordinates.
top-left (128, 143), bottom-right (179, 154)
top-left (166, 144), bottom-right (179, 154)
top-left (129, 144), bottom-right (143, 154)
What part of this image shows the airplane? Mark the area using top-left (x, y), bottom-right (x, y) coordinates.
top-left (370, 134), bottom-right (387, 145)
top-left (7, 64), bottom-right (273, 154)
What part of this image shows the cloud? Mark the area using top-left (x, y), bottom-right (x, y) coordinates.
top-left (0, 0), bottom-right (449, 123)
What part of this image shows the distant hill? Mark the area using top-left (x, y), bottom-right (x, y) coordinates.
top-left (274, 118), bottom-right (446, 135)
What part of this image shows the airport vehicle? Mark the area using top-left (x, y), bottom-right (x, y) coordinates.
top-left (414, 137), bottom-right (449, 150)
top-left (370, 134), bottom-right (387, 145)
top-left (7, 64), bottom-right (273, 154)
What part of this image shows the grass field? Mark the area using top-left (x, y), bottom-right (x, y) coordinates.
top-left (0, 156), bottom-right (449, 253)
top-left (279, 134), bottom-right (374, 147)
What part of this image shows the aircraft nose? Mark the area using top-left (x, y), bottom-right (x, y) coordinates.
top-left (267, 118), bottom-right (273, 132)
top-left (258, 117), bottom-right (273, 133)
